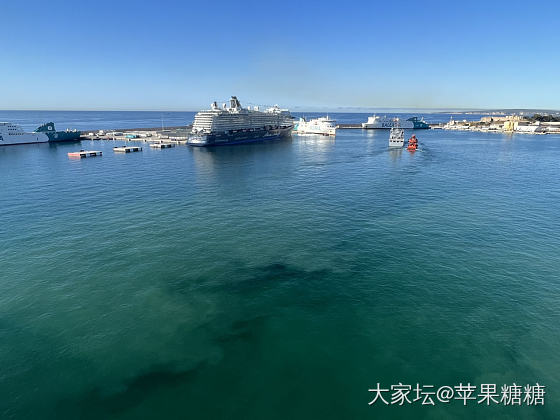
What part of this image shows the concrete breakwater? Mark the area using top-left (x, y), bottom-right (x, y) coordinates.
top-left (81, 126), bottom-right (192, 141)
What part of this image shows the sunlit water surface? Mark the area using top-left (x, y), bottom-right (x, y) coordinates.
top-left (1, 127), bottom-right (559, 419)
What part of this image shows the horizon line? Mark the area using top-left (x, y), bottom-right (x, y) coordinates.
top-left (1, 107), bottom-right (559, 113)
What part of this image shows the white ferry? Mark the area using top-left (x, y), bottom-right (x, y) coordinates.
top-left (188, 96), bottom-right (293, 146)
top-left (294, 116), bottom-right (336, 136)
top-left (0, 122), bottom-right (49, 146)
top-left (362, 115), bottom-right (429, 129)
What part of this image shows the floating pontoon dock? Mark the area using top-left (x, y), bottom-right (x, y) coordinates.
top-left (68, 150), bottom-right (102, 158)
top-left (113, 146), bottom-right (143, 153)
top-left (149, 143), bottom-right (175, 149)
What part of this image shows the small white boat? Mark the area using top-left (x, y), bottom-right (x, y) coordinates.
top-left (388, 119), bottom-right (404, 148)
top-left (295, 116), bottom-right (337, 136)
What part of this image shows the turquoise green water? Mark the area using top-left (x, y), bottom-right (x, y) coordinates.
top-left (1, 129), bottom-right (559, 419)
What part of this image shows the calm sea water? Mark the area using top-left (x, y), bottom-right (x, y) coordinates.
top-left (1, 121), bottom-right (559, 419)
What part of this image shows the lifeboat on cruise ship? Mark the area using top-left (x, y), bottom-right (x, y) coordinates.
top-left (407, 135), bottom-right (418, 152)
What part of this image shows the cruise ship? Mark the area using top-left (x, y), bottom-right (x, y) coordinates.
top-left (188, 96), bottom-right (293, 146)
top-left (0, 122), bottom-right (49, 146)
top-left (294, 116), bottom-right (337, 136)
top-left (362, 115), bottom-right (429, 129)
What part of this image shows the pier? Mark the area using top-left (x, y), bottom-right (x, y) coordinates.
top-left (336, 124), bottom-right (363, 129)
top-left (80, 126), bottom-right (192, 142)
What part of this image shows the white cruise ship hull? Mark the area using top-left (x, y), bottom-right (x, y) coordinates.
top-left (0, 134), bottom-right (49, 146)
top-left (188, 126), bottom-right (292, 147)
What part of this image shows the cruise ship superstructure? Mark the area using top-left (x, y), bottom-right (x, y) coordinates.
top-left (188, 96), bottom-right (293, 146)
top-left (295, 116), bottom-right (337, 136)
top-left (362, 115), bottom-right (429, 129)
top-left (0, 122), bottom-right (49, 146)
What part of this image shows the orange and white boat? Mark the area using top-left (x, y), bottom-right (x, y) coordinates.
top-left (407, 135), bottom-right (418, 152)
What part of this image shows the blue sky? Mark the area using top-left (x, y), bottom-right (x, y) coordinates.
top-left (1, 0), bottom-right (559, 111)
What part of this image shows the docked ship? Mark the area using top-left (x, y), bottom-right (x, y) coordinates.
top-left (188, 96), bottom-right (293, 146)
top-left (294, 116), bottom-right (336, 136)
top-left (388, 119), bottom-right (405, 148)
top-left (35, 122), bottom-right (81, 142)
top-left (0, 122), bottom-right (49, 146)
top-left (362, 115), bottom-right (429, 129)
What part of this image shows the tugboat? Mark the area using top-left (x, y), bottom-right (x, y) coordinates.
top-left (407, 134), bottom-right (418, 152)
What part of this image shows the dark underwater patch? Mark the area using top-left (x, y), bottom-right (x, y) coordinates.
top-left (59, 362), bottom-right (205, 418)
top-left (163, 261), bottom-right (338, 299)
top-left (213, 314), bottom-right (269, 345)
top-left (225, 262), bottom-right (333, 293)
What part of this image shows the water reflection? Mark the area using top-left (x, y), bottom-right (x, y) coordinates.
top-left (364, 129), bottom-right (379, 139)
top-left (388, 147), bottom-right (403, 162)
top-left (293, 133), bottom-right (335, 148)
top-left (190, 136), bottom-right (294, 184)
top-left (364, 129), bottom-right (382, 153)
